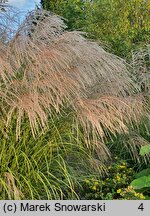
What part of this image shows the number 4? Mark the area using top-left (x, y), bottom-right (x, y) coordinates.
top-left (138, 203), bottom-right (144, 211)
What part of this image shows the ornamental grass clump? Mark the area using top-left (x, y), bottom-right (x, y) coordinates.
top-left (0, 9), bottom-right (145, 160)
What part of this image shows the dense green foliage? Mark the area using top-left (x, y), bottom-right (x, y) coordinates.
top-left (79, 158), bottom-right (144, 200)
top-left (131, 145), bottom-right (150, 197)
top-left (0, 112), bottom-right (105, 199)
top-left (42, 0), bottom-right (150, 57)
top-left (1, 115), bottom-right (149, 200)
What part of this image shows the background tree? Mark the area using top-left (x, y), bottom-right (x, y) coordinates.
top-left (0, 0), bottom-right (8, 11)
top-left (41, 0), bottom-right (150, 58)
top-left (0, 5), bottom-right (21, 42)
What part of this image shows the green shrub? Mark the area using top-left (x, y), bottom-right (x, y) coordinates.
top-left (78, 157), bottom-right (145, 200)
top-left (131, 144), bottom-right (150, 198)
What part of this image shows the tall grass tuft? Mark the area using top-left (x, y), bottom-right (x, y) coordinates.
top-left (0, 111), bottom-right (107, 199)
top-left (0, 9), bottom-right (145, 152)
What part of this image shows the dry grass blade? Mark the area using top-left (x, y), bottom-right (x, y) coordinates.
top-left (3, 172), bottom-right (24, 199)
top-left (131, 45), bottom-right (150, 94)
top-left (74, 95), bottom-right (144, 147)
top-left (0, 9), bottom-right (145, 150)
